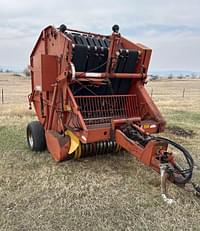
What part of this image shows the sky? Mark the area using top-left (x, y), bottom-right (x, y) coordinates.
top-left (0, 0), bottom-right (199, 72)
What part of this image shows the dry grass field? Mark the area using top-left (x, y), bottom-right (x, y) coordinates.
top-left (0, 73), bottom-right (200, 231)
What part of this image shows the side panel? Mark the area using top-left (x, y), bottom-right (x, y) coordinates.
top-left (29, 26), bottom-right (70, 130)
top-left (32, 52), bottom-right (43, 92)
top-left (41, 54), bottom-right (58, 91)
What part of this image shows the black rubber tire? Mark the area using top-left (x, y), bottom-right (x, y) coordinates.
top-left (27, 121), bottom-right (46, 152)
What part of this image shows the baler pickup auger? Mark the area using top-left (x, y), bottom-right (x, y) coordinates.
top-left (27, 24), bottom-right (200, 203)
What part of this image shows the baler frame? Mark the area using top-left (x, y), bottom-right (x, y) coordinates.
top-left (28, 24), bottom-right (166, 156)
top-left (27, 24), bottom-right (200, 203)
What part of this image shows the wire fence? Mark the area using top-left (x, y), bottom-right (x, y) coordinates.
top-left (150, 88), bottom-right (187, 98)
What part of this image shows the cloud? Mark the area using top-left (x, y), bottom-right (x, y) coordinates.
top-left (0, 0), bottom-right (199, 71)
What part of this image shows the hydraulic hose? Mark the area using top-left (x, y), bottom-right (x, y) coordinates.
top-left (150, 136), bottom-right (194, 185)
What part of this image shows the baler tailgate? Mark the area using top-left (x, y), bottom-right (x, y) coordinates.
top-left (74, 95), bottom-right (140, 126)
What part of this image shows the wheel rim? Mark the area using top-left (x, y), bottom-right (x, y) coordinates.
top-left (28, 130), bottom-right (34, 149)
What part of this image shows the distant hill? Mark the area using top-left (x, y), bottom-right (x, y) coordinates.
top-left (0, 65), bottom-right (23, 73)
top-left (149, 70), bottom-right (200, 77)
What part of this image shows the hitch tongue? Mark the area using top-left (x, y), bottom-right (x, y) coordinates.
top-left (116, 123), bottom-right (197, 203)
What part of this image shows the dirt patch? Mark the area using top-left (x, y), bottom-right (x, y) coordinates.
top-left (167, 125), bottom-right (195, 138)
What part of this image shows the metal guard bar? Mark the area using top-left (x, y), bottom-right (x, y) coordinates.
top-left (74, 94), bottom-right (140, 126)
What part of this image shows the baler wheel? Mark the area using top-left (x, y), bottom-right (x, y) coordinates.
top-left (27, 121), bottom-right (46, 152)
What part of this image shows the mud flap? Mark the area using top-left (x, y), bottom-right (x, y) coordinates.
top-left (45, 130), bottom-right (71, 161)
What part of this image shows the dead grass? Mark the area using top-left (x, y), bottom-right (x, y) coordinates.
top-left (0, 74), bottom-right (200, 231)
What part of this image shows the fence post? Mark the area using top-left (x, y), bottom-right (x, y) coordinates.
top-left (182, 88), bottom-right (185, 98)
top-left (1, 88), bottom-right (4, 104)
